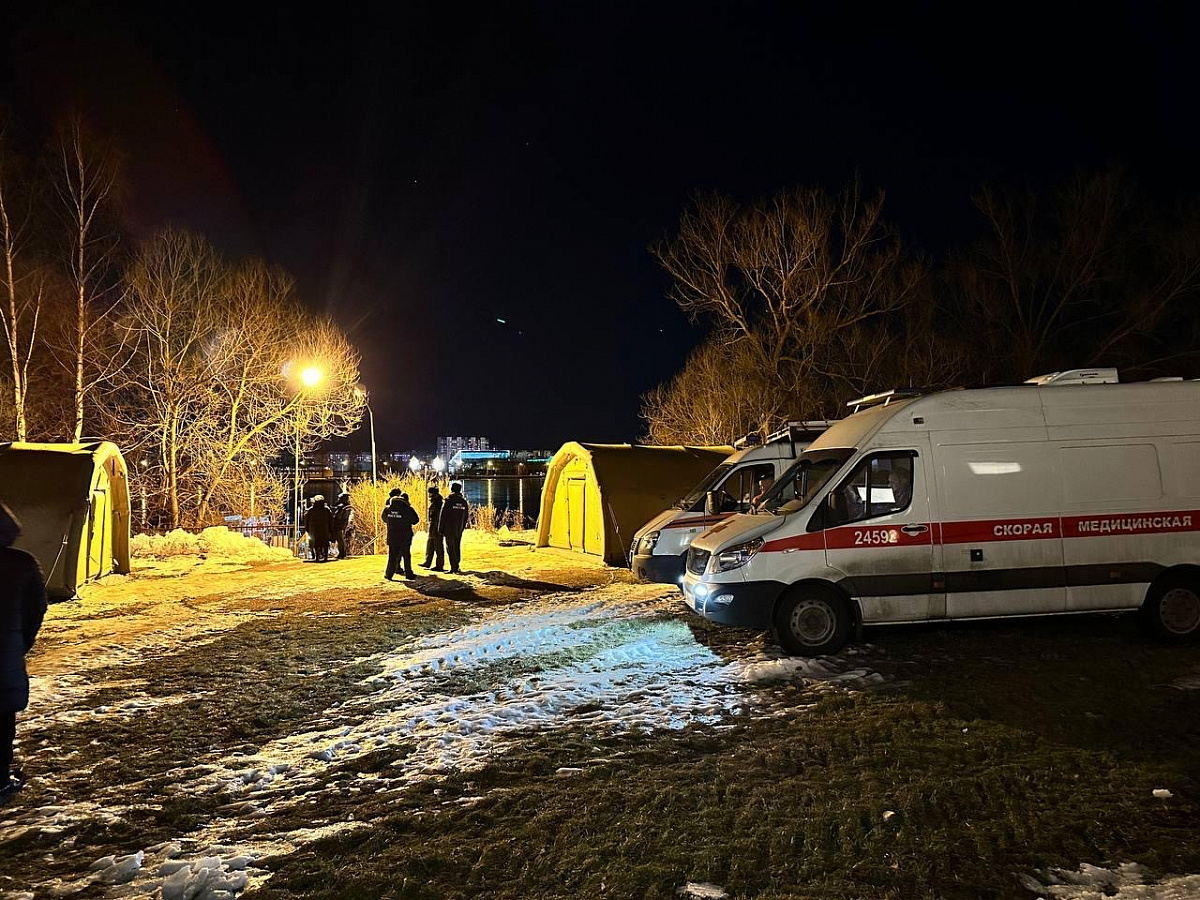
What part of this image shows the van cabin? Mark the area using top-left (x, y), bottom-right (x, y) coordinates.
top-left (630, 421), bottom-right (834, 584)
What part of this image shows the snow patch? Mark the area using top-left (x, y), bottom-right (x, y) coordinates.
top-left (1021, 862), bottom-right (1200, 899)
top-left (131, 527), bottom-right (292, 563)
top-left (678, 883), bottom-right (729, 899)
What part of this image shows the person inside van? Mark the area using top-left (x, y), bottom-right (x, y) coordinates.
top-left (888, 466), bottom-right (912, 511)
top-left (751, 475), bottom-right (775, 505)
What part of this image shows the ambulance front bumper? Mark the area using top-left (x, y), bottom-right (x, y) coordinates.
top-left (680, 574), bottom-right (786, 629)
top-left (631, 552), bottom-right (686, 584)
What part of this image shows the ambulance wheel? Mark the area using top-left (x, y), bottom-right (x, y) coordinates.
top-left (1140, 573), bottom-right (1200, 643)
top-left (774, 586), bottom-right (851, 656)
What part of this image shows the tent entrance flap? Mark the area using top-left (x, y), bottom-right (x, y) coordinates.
top-left (536, 442), bottom-right (733, 566)
top-left (567, 479), bottom-right (586, 552)
top-left (89, 488), bottom-right (111, 579)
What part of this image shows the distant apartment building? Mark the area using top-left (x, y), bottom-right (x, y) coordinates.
top-left (447, 448), bottom-right (553, 476)
top-left (436, 436), bottom-right (490, 459)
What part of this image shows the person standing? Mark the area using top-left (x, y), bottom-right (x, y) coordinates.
top-left (422, 486), bottom-right (445, 571)
top-left (440, 482), bottom-right (470, 574)
top-left (304, 495), bottom-right (334, 562)
top-left (0, 502), bottom-right (47, 801)
top-left (332, 492), bottom-right (355, 560)
top-left (382, 489), bottom-right (420, 580)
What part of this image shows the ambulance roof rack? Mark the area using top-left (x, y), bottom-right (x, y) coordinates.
top-left (846, 389), bottom-right (923, 413)
top-left (734, 420), bottom-right (837, 449)
top-left (1024, 368), bottom-right (1119, 386)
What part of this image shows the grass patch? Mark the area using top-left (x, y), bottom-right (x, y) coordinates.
top-left (248, 690), bottom-right (1199, 900)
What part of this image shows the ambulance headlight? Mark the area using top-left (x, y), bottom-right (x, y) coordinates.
top-left (715, 537), bottom-right (764, 572)
top-left (639, 531), bottom-right (660, 554)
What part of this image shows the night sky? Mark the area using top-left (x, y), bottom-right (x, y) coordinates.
top-left (2, 3), bottom-right (1197, 451)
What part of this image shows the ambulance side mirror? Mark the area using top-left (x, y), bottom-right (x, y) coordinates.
top-left (705, 491), bottom-right (719, 517)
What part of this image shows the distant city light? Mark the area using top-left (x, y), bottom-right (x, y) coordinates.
top-left (496, 318), bottom-right (507, 324)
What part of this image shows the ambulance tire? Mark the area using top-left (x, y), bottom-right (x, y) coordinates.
top-left (774, 586), bottom-right (852, 656)
top-left (1139, 572), bottom-right (1200, 644)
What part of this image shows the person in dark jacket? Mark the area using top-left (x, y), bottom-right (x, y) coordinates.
top-left (304, 495), bottom-right (334, 562)
top-left (440, 482), bottom-right (471, 574)
top-left (332, 493), bottom-right (355, 560)
top-left (381, 489), bottom-right (420, 580)
top-left (422, 486), bottom-right (445, 571)
top-left (0, 502), bottom-right (47, 800)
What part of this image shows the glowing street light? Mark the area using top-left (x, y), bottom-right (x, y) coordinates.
top-left (432, 456), bottom-right (446, 474)
top-left (300, 366), bottom-right (323, 388)
top-left (409, 456), bottom-right (422, 473)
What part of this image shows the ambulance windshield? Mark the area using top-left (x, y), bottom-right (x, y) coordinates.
top-left (677, 464), bottom-right (734, 511)
top-left (761, 449), bottom-right (854, 516)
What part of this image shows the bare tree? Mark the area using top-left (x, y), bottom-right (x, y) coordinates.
top-left (114, 230), bottom-right (225, 526)
top-left (0, 118), bottom-right (40, 441)
top-left (111, 229), bottom-right (365, 528)
top-left (644, 183), bottom-right (945, 440)
top-left (641, 339), bottom-right (784, 444)
top-left (954, 169), bottom-right (1200, 382)
top-left (191, 266), bottom-right (366, 525)
top-left (54, 114), bottom-right (122, 441)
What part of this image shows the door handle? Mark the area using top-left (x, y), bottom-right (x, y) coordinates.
top-left (901, 524), bottom-right (928, 535)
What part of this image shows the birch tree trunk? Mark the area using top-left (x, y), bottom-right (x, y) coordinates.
top-left (0, 121), bottom-right (36, 442)
top-left (56, 116), bottom-right (119, 442)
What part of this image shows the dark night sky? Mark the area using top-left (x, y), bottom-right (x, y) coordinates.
top-left (2, 2), bottom-right (1197, 451)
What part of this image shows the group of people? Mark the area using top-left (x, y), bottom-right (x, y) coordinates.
top-left (301, 492), bottom-right (355, 562)
top-left (382, 482), bottom-right (470, 580)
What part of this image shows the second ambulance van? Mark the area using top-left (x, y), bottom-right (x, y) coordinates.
top-left (681, 370), bottom-right (1200, 654)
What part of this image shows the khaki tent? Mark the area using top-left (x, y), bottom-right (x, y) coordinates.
top-left (537, 443), bottom-right (732, 565)
top-left (0, 442), bottom-right (131, 600)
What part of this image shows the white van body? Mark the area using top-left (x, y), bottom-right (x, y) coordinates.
top-left (630, 422), bottom-right (832, 583)
top-left (681, 375), bottom-right (1200, 654)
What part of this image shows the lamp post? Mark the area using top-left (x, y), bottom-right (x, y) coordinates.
top-left (292, 365), bottom-right (324, 549)
top-left (354, 385), bottom-right (379, 553)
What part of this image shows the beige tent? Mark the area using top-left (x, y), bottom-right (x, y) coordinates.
top-left (0, 442), bottom-right (131, 600)
top-left (537, 443), bottom-right (732, 565)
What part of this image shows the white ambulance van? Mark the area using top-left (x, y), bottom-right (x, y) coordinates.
top-left (681, 370), bottom-right (1200, 655)
top-left (630, 421), bottom-right (833, 584)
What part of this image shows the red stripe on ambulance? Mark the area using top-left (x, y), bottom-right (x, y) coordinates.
top-left (760, 509), bottom-right (1200, 553)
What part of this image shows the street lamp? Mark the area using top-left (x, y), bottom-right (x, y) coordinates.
top-left (409, 456), bottom-right (421, 474)
top-left (432, 456), bottom-right (445, 475)
top-left (354, 384), bottom-right (380, 553)
top-left (291, 364), bottom-right (325, 549)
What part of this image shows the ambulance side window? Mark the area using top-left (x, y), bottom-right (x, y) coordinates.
top-left (714, 464), bottom-right (776, 512)
top-left (825, 453), bottom-right (915, 527)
